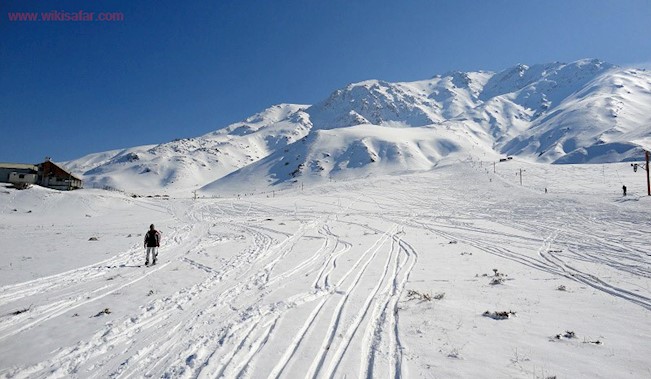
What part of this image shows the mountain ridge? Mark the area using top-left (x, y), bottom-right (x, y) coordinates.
top-left (64, 59), bottom-right (651, 194)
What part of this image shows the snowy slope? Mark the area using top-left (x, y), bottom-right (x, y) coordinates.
top-left (201, 123), bottom-right (497, 193)
top-left (502, 65), bottom-right (651, 163)
top-left (64, 59), bottom-right (651, 194)
top-left (305, 72), bottom-right (492, 129)
top-left (66, 104), bottom-right (311, 194)
top-left (1, 162), bottom-right (650, 378)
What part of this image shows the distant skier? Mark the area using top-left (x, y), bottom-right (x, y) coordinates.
top-left (144, 224), bottom-right (161, 266)
top-left (622, 185), bottom-right (627, 196)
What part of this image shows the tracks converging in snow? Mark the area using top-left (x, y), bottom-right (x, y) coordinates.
top-left (0, 194), bottom-right (420, 378)
top-left (1, 164), bottom-right (650, 378)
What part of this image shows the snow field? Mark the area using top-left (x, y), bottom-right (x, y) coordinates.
top-left (0, 161), bottom-right (649, 378)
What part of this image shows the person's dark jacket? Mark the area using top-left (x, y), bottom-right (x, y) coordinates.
top-left (144, 229), bottom-right (160, 247)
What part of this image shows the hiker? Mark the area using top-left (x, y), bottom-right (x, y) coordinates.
top-left (144, 224), bottom-right (161, 265)
top-left (622, 185), bottom-right (627, 196)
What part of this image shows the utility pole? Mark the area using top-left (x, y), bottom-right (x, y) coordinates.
top-left (518, 168), bottom-right (525, 186)
top-left (631, 151), bottom-right (651, 196)
top-left (493, 162), bottom-right (496, 173)
top-left (647, 151), bottom-right (650, 196)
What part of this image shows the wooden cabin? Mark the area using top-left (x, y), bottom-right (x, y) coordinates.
top-left (38, 160), bottom-right (83, 190)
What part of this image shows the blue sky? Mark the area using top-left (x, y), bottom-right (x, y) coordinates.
top-left (2, 0), bottom-right (650, 163)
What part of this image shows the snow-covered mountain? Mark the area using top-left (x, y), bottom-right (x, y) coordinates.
top-left (65, 59), bottom-right (651, 194)
top-left (201, 123), bottom-right (497, 193)
top-left (65, 104), bottom-right (311, 192)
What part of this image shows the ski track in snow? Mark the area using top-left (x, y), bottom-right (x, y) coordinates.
top-left (402, 206), bottom-right (651, 311)
top-left (1, 193), bottom-right (418, 378)
top-left (1, 165), bottom-right (650, 378)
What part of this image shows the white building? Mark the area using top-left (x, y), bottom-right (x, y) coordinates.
top-left (0, 163), bottom-right (38, 186)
